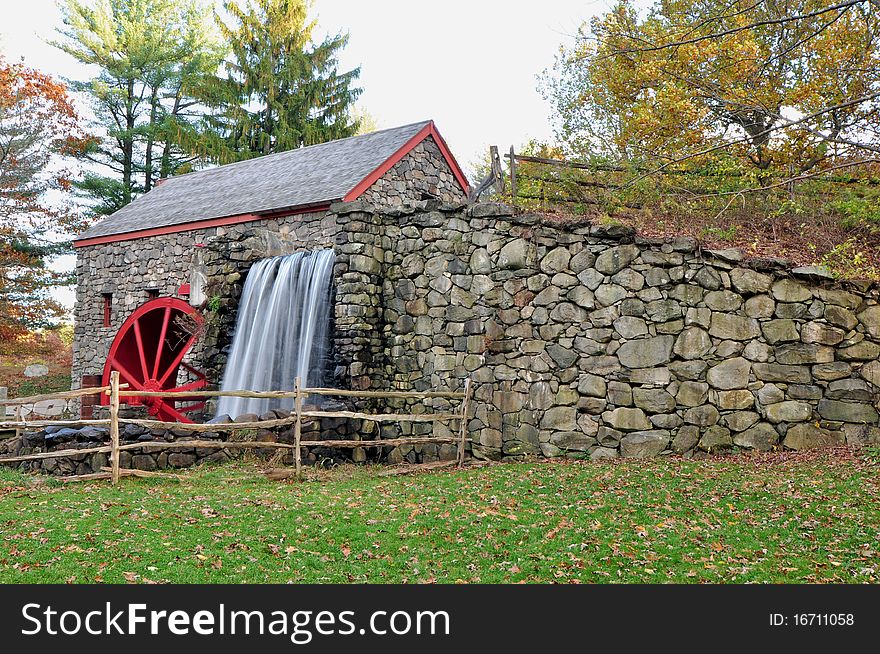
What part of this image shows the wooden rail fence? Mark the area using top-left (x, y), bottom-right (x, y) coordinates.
top-left (0, 373), bottom-right (475, 484)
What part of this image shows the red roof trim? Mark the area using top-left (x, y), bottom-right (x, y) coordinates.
top-left (72, 204), bottom-right (331, 248)
top-left (343, 121), bottom-right (470, 202)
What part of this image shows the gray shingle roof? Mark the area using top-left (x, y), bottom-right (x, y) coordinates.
top-left (76, 120), bottom-right (433, 241)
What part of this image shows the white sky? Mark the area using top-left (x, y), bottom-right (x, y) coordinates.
top-left (0, 0), bottom-right (616, 311)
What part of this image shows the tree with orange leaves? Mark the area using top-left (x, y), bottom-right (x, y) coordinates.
top-left (0, 55), bottom-right (89, 340)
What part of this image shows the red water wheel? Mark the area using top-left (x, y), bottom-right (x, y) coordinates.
top-left (101, 297), bottom-right (208, 423)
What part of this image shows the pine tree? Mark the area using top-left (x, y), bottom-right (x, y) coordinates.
top-left (55, 0), bottom-right (225, 214)
top-left (205, 0), bottom-right (362, 159)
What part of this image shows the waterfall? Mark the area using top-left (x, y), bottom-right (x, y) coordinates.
top-left (216, 249), bottom-right (336, 418)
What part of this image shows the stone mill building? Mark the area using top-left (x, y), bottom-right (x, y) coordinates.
top-left (71, 120), bottom-right (469, 422)
top-left (70, 119), bottom-right (880, 463)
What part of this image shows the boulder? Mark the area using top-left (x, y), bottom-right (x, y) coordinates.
top-left (858, 306), bottom-right (880, 339)
top-left (859, 360), bottom-right (880, 387)
top-left (683, 404), bottom-right (720, 426)
top-left (621, 430), bottom-right (670, 458)
top-left (771, 279), bottom-right (811, 302)
top-left (753, 363), bottom-right (811, 383)
top-left (764, 401), bottom-right (812, 424)
top-left (723, 411), bottom-right (760, 432)
top-left (632, 388), bottom-right (676, 413)
top-left (23, 364), bottom-right (49, 378)
top-left (756, 383), bottom-right (785, 405)
top-left (730, 268), bottom-right (772, 294)
top-left (549, 431), bottom-right (595, 451)
top-left (717, 390), bottom-right (754, 410)
top-left (613, 316), bottom-right (649, 339)
top-left (676, 381), bottom-right (709, 407)
top-left (616, 335), bottom-right (674, 369)
top-left (744, 295), bottom-right (775, 318)
top-left (540, 247), bottom-right (571, 274)
top-left (801, 322), bottom-right (845, 345)
top-left (706, 357), bottom-right (751, 390)
top-left (594, 245), bottom-right (640, 275)
top-left (546, 344), bottom-right (578, 368)
top-left (673, 327), bottom-right (712, 360)
top-left (540, 406), bottom-right (577, 431)
top-left (818, 288), bottom-right (861, 309)
top-left (791, 265), bottom-right (833, 280)
top-left (761, 319), bottom-right (799, 344)
top-left (705, 290), bottom-right (743, 311)
top-left (817, 399), bottom-right (878, 423)
top-left (826, 379), bottom-right (873, 402)
top-left (774, 343), bottom-right (834, 365)
top-left (699, 426), bottom-right (733, 450)
top-left (497, 239), bottom-right (531, 270)
top-left (550, 302), bottom-right (588, 323)
top-left (605, 407), bottom-right (652, 431)
top-left (577, 374), bottom-right (606, 398)
top-left (734, 423), bottom-right (779, 451)
top-left (824, 305), bottom-right (858, 330)
top-left (812, 362), bottom-right (852, 381)
top-left (671, 425), bottom-right (700, 453)
top-left (709, 313), bottom-right (760, 340)
top-left (590, 447), bottom-right (619, 460)
top-left (839, 341), bottom-right (880, 360)
top-left (595, 284), bottom-right (628, 307)
top-left (783, 423), bottom-right (845, 450)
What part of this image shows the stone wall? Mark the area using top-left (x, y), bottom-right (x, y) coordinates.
top-left (74, 192), bottom-right (880, 462)
top-left (326, 201), bottom-right (880, 460)
top-left (358, 137), bottom-right (467, 205)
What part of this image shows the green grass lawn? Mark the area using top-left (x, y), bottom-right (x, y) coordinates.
top-left (1, 449), bottom-right (878, 584)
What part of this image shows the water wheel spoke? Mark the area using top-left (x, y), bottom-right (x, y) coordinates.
top-left (170, 378), bottom-right (207, 394)
top-left (110, 358), bottom-right (145, 391)
top-left (156, 332), bottom-right (198, 387)
top-left (180, 360), bottom-right (207, 379)
top-left (152, 307), bottom-right (172, 379)
top-left (132, 319), bottom-right (150, 381)
top-left (158, 402), bottom-right (191, 424)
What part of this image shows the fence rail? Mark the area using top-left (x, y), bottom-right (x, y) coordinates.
top-left (0, 373), bottom-right (475, 483)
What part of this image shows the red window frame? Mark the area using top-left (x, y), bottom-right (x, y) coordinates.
top-left (102, 293), bottom-right (112, 327)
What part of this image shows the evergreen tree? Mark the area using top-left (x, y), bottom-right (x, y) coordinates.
top-left (205, 0), bottom-right (362, 159)
top-left (55, 0), bottom-right (225, 214)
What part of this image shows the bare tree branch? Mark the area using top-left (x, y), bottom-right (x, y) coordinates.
top-left (606, 0), bottom-right (864, 54)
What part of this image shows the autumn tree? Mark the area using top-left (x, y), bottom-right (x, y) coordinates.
top-left (0, 57), bottom-right (88, 339)
top-left (543, 0), bottom-right (880, 180)
top-left (202, 0), bottom-right (362, 159)
top-left (55, 0), bottom-right (225, 214)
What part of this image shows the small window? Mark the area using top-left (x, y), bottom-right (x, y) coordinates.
top-left (102, 293), bottom-right (112, 327)
top-left (147, 289), bottom-right (160, 300)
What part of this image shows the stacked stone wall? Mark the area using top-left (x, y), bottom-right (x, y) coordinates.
top-left (329, 201), bottom-right (880, 460)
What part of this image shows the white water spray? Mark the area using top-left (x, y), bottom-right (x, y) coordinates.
top-left (216, 249), bottom-right (336, 418)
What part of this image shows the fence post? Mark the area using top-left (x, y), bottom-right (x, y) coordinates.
top-left (294, 377), bottom-right (303, 480)
top-left (109, 370), bottom-right (120, 485)
top-left (509, 146), bottom-right (517, 205)
top-left (13, 405), bottom-right (22, 442)
top-left (457, 378), bottom-right (473, 468)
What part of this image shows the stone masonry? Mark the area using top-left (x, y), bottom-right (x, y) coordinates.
top-left (70, 193), bottom-right (880, 464)
top-left (329, 201), bottom-right (880, 461)
top-left (359, 137), bottom-right (467, 205)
